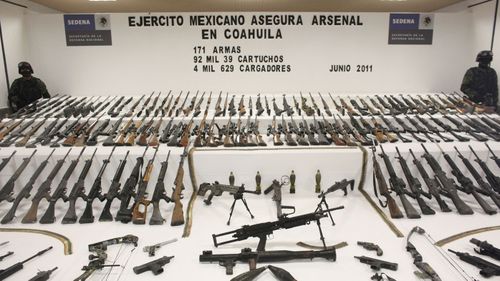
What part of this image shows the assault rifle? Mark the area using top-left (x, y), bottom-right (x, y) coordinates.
top-left (0, 119), bottom-right (27, 144)
top-left (40, 147), bottom-right (87, 224)
top-left (171, 145), bottom-right (189, 226)
top-left (340, 97), bottom-right (358, 116)
top-left (302, 117), bottom-right (319, 145)
top-left (329, 93), bottom-right (344, 115)
top-left (469, 145), bottom-right (500, 194)
top-left (222, 92), bottom-right (229, 117)
top-left (426, 114), bottom-right (470, 142)
top-left (125, 95), bottom-right (145, 117)
top-left (158, 91), bottom-right (172, 117)
top-left (131, 146), bottom-right (159, 224)
top-left (318, 93), bottom-right (332, 116)
top-left (420, 144), bottom-right (473, 215)
top-left (79, 147), bottom-right (115, 223)
top-left (149, 151), bottom-right (172, 225)
top-left (392, 115), bottom-right (428, 143)
top-left (145, 92), bottom-right (161, 117)
top-left (26, 118), bottom-right (61, 148)
top-left (228, 95), bottom-right (237, 116)
top-left (15, 118), bottom-right (47, 147)
top-left (214, 91), bottom-right (224, 117)
top-left (137, 92), bottom-right (155, 117)
top-left (256, 94), bottom-right (265, 116)
top-left (395, 147), bottom-right (435, 215)
top-left (282, 95), bottom-right (294, 116)
top-left (385, 95), bottom-right (408, 114)
top-left (440, 148), bottom-right (496, 215)
top-left (281, 115), bottom-right (297, 146)
top-left (292, 96), bottom-right (301, 116)
top-left (360, 98), bottom-right (381, 115)
top-left (264, 96), bottom-right (271, 116)
top-left (308, 92), bottom-right (321, 115)
top-left (183, 90), bottom-right (198, 116)
top-left (238, 94), bottom-right (246, 116)
top-left (147, 118), bottom-right (163, 146)
top-left (409, 149), bottom-right (451, 213)
top-left (48, 117), bottom-right (81, 147)
top-left (100, 117), bottom-right (123, 146)
top-left (212, 206), bottom-right (344, 251)
top-left (289, 116), bottom-right (308, 145)
top-left (443, 114), bottom-right (488, 142)
top-left (0, 150), bottom-right (36, 203)
top-left (61, 148), bottom-right (99, 224)
top-left (61, 117), bottom-right (91, 146)
top-left (136, 117), bottom-right (155, 146)
top-left (22, 148), bottom-right (71, 223)
top-left (454, 147), bottom-right (500, 209)
top-left (74, 115), bottom-right (106, 146)
top-left (124, 116), bottom-right (147, 146)
top-left (178, 116), bottom-right (194, 147)
top-left (331, 115), bottom-right (354, 145)
top-left (108, 118), bottom-right (133, 146)
top-left (169, 91), bottom-right (183, 117)
top-left (252, 117), bottom-right (267, 146)
top-left (115, 147), bottom-right (148, 223)
top-left (86, 119), bottom-right (111, 146)
top-left (404, 115), bottom-right (440, 143)
top-left (193, 91), bottom-right (206, 117)
top-left (159, 117), bottom-right (175, 144)
top-left (1, 150), bottom-right (54, 224)
top-left (272, 98), bottom-right (284, 116)
top-left (414, 115), bottom-right (454, 142)
top-left (267, 116), bottom-right (283, 146)
top-left (457, 115), bottom-right (500, 141)
top-left (321, 116), bottom-right (346, 145)
top-left (99, 150), bottom-right (129, 222)
top-left (107, 96), bottom-right (125, 116)
top-left (485, 142), bottom-right (500, 168)
top-left (200, 248), bottom-right (336, 275)
top-left (379, 146), bottom-right (420, 219)
top-left (167, 118), bottom-right (185, 146)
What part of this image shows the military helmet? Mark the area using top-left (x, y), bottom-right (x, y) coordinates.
top-left (476, 50), bottom-right (493, 63)
top-left (18, 61), bottom-right (33, 74)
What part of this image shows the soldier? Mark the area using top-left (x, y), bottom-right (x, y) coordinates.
top-left (8, 61), bottom-right (50, 112)
top-left (460, 50), bottom-right (498, 110)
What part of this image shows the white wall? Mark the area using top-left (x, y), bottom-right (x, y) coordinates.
top-left (23, 12), bottom-right (473, 97)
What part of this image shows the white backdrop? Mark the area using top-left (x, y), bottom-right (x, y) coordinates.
top-left (22, 12), bottom-right (473, 98)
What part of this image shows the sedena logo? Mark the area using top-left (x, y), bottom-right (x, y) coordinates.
top-left (67, 19), bottom-right (91, 25)
top-left (393, 18), bottom-right (415, 24)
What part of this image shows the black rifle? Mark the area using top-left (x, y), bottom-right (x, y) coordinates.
top-left (318, 93), bottom-right (332, 116)
top-left (193, 91), bottom-right (206, 117)
top-left (22, 149), bottom-right (71, 223)
top-left (454, 147), bottom-right (500, 209)
top-left (302, 117), bottom-right (319, 145)
top-left (0, 247), bottom-right (52, 281)
top-left (264, 179), bottom-right (295, 218)
top-left (272, 98), bottom-right (284, 116)
top-left (443, 115), bottom-right (488, 142)
top-left (404, 115), bottom-right (440, 142)
top-left (281, 115), bottom-right (297, 146)
top-left (125, 94), bottom-right (144, 117)
top-left (385, 95), bottom-right (408, 114)
top-left (289, 116), bottom-right (308, 145)
top-left (282, 95), bottom-right (294, 116)
top-left (112, 96), bottom-right (133, 117)
top-left (313, 116), bottom-right (332, 145)
top-left (379, 146), bottom-right (420, 218)
top-left (1, 150), bottom-right (54, 224)
top-left (115, 147), bottom-right (148, 223)
top-left (299, 92), bottom-right (315, 116)
top-left (441, 149), bottom-right (496, 215)
top-left (0, 150), bottom-right (36, 203)
top-left (267, 116), bottom-right (283, 146)
top-left (480, 115), bottom-right (500, 132)
top-left (78, 147), bottom-right (115, 224)
top-left (414, 115), bottom-right (454, 142)
top-left (427, 114), bottom-right (470, 142)
top-left (292, 96), bottom-right (302, 116)
top-left (99, 150), bottom-right (129, 222)
top-left (212, 206), bottom-right (344, 251)
top-left (145, 92), bottom-right (161, 117)
top-left (183, 90), bottom-right (199, 116)
top-left (38, 118), bottom-right (69, 146)
top-left (159, 117), bottom-right (175, 143)
top-left (101, 117), bottom-right (123, 146)
top-left (264, 96), bottom-right (271, 116)
top-left (255, 94), bottom-right (265, 116)
top-left (228, 95), bottom-right (237, 116)
top-left (420, 144), bottom-right (473, 215)
top-left (395, 147), bottom-right (435, 215)
top-left (214, 91), bottom-right (223, 117)
top-left (86, 119), bottom-right (111, 146)
top-left (470, 238), bottom-right (500, 261)
top-left (157, 91), bottom-right (171, 117)
top-left (374, 115), bottom-right (410, 143)
top-left (131, 146), bottom-right (159, 224)
top-left (25, 118), bottom-right (60, 148)
top-left (409, 149), bottom-right (451, 213)
top-left (200, 247), bottom-right (336, 275)
top-left (221, 92), bottom-right (229, 117)
top-left (457, 115), bottom-right (500, 141)
top-left (448, 249), bottom-right (500, 277)
top-left (61, 148), bottom-right (100, 224)
top-left (349, 96), bottom-right (369, 116)
top-left (40, 147), bottom-right (87, 224)
top-left (28, 267), bottom-right (57, 281)
top-left (137, 92), bottom-right (155, 117)
top-left (149, 151), bottom-right (172, 225)
top-left (485, 142), bottom-right (500, 168)
top-left (469, 145), bottom-right (500, 194)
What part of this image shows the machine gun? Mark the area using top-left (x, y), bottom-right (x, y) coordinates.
top-left (200, 247), bottom-right (336, 275)
top-left (198, 181), bottom-right (260, 225)
top-left (469, 145), bottom-right (500, 194)
top-left (61, 148), bottom-right (99, 224)
top-left (420, 144), bottom-right (473, 215)
top-left (78, 147), bottom-right (115, 223)
top-left (98, 150), bottom-right (129, 222)
top-left (440, 148), bottom-right (497, 215)
top-left (39, 147), bottom-right (86, 224)
top-left (149, 151), bottom-right (172, 225)
top-left (212, 206), bottom-right (344, 251)
top-left (395, 147), bottom-right (435, 215)
top-left (454, 147), bottom-right (500, 209)
top-left (131, 146), bottom-right (159, 224)
top-left (379, 146), bottom-right (420, 219)
top-left (0, 150), bottom-right (36, 203)
top-left (408, 149), bottom-right (451, 213)
top-left (448, 250), bottom-right (500, 277)
top-left (22, 149), bottom-right (71, 223)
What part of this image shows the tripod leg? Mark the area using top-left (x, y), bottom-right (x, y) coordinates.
top-left (316, 219), bottom-right (327, 249)
top-left (241, 198), bottom-right (255, 219)
top-left (227, 199), bottom-right (238, 225)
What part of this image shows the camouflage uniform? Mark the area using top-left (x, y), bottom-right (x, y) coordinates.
top-left (8, 77), bottom-right (50, 110)
top-left (460, 66), bottom-right (498, 107)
